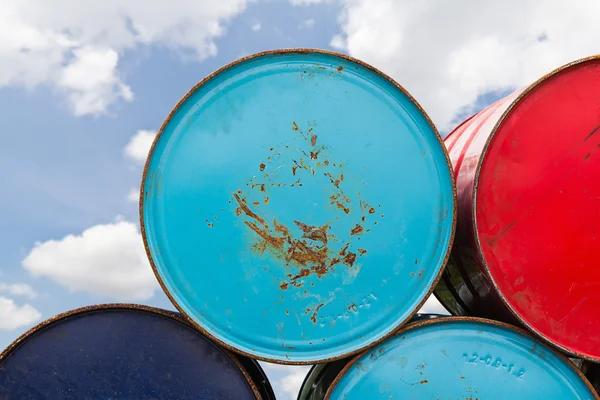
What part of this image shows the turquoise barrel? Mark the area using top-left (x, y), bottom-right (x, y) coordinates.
top-left (140, 48), bottom-right (456, 364)
top-left (298, 316), bottom-right (598, 399)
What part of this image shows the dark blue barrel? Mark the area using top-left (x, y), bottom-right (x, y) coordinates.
top-left (298, 316), bottom-right (598, 399)
top-left (0, 304), bottom-right (273, 400)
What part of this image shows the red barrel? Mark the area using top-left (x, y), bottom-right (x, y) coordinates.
top-left (434, 55), bottom-right (600, 362)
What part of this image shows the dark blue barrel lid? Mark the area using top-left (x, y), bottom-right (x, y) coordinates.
top-left (0, 304), bottom-right (268, 400)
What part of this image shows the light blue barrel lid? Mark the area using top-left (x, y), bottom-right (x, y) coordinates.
top-left (327, 318), bottom-right (598, 399)
top-left (141, 49), bottom-right (456, 363)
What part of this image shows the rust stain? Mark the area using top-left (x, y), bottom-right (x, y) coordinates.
top-left (245, 221), bottom-right (284, 249)
top-left (350, 224), bottom-right (364, 235)
top-left (420, 380), bottom-right (428, 384)
top-left (234, 194), bottom-right (265, 225)
top-left (339, 242), bottom-right (349, 256)
top-left (310, 303), bottom-right (324, 324)
top-left (294, 221), bottom-right (329, 245)
top-left (343, 251), bottom-right (357, 267)
top-left (337, 66), bottom-right (344, 73)
top-left (229, 119), bottom-right (385, 293)
top-left (335, 202), bottom-right (350, 214)
top-left (208, 223), bottom-right (214, 228)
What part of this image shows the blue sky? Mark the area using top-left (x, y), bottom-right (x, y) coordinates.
top-left (1, 1), bottom-right (598, 398)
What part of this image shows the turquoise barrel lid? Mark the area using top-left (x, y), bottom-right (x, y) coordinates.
top-left (141, 49), bottom-right (456, 363)
top-left (327, 317), bottom-right (598, 399)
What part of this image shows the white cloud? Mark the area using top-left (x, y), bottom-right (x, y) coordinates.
top-left (298, 18), bottom-right (316, 30)
top-left (0, 296), bottom-right (41, 330)
top-left (58, 46), bottom-right (134, 116)
top-left (418, 294), bottom-right (450, 315)
top-left (251, 21), bottom-right (262, 32)
top-left (127, 187), bottom-right (140, 203)
top-left (280, 367), bottom-right (310, 397)
top-left (261, 363), bottom-right (311, 400)
top-left (0, 283), bottom-right (38, 299)
top-left (0, 0), bottom-right (250, 116)
top-left (290, 0), bottom-right (334, 5)
top-left (123, 129), bottom-right (156, 164)
top-left (329, 0), bottom-right (600, 131)
top-left (22, 218), bottom-right (159, 301)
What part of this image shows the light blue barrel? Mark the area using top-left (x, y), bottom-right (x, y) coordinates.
top-left (326, 317), bottom-right (598, 399)
top-left (141, 49), bottom-right (456, 364)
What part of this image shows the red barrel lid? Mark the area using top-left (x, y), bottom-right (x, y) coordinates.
top-left (475, 56), bottom-right (600, 361)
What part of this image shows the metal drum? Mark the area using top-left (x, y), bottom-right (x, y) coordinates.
top-left (140, 48), bottom-right (456, 363)
top-left (0, 304), bottom-right (273, 400)
top-left (433, 55), bottom-right (600, 361)
top-left (311, 317), bottom-right (598, 399)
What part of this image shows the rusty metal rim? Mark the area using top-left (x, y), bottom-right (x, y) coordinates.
top-left (0, 303), bottom-right (263, 400)
top-left (138, 47), bottom-right (458, 365)
top-left (323, 316), bottom-right (600, 400)
top-left (470, 54), bottom-right (600, 363)
top-left (229, 353), bottom-right (274, 400)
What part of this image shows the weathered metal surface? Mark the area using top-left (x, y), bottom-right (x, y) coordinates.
top-left (433, 55), bottom-right (600, 361)
top-left (322, 317), bottom-right (598, 399)
top-left (0, 304), bottom-right (269, 400)
top-left (140, 48), bottom-right (456, 364)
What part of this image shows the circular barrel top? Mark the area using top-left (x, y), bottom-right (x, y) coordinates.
top-left (141, 49), bottom-right (456, 363)
top-left (0, 304), bottom-right (263, 400)
top-left (474, 56), bottom-right (600, 360)
top-left (326, 318), bottom-right (598, 399)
